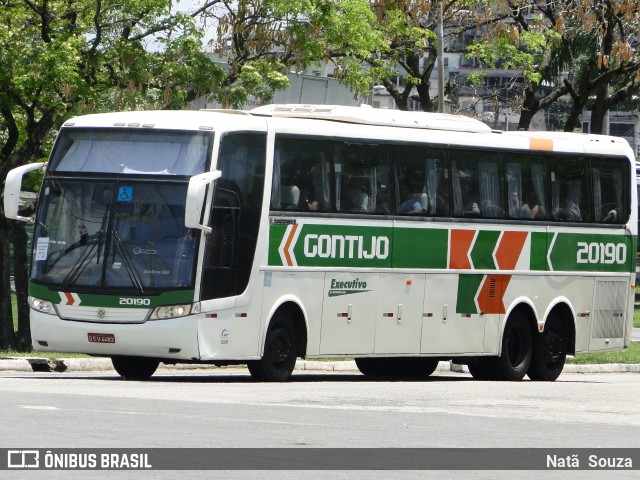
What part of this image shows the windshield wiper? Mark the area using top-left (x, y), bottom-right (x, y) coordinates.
top-left (111, 231), bottom-right (145, 294)
top-left (60, 231), bottom-right (102, 289)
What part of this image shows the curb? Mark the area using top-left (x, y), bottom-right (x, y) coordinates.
top-left (1, 357), bottom-right (640, 374)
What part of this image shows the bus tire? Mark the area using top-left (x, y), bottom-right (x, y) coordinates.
top-left (467, 357), bottom-right (496, 380)
top-left (399, 357), bottom-right (439, 378)
top-left (355, 357), bottom-right (439, 378)
top-left (527, 315), bottom-right (567, 381)
top-left (111, 356), bottom-right (159, 380)
top-left (247, 311), bottom-right (297, 382)
top-left (494, 312), bottom-right (532, 381)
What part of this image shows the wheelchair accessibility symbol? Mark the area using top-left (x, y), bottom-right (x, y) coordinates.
top-left (117, 186), bottom-right (133, 202)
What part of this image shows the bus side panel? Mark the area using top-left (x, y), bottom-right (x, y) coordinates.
top-left (259, 270), bottom-right (326, 357)
top-left (319, 272), bottom-right (379, 355)
top-left (422, 274), bottom-right (486, 354)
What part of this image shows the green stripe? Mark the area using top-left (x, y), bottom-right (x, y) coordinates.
top-left (530, 232), bottom-right (547, 271)
top-left (470, 230), bottom-right (500, 270)
top-left (268, 222), bottom-right (634, 273)
top-left (29, 283), bottom-right (194, 307)
top-left (456, 274), bottom-right (483, 314)
top-left (393, 228), bottom-right (448, 268)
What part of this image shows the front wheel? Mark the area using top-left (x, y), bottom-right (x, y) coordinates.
top-left (247, 311), bottom-right (298, 382)
top-left (111, 356), bottom-right (159, 380)
top-left (527, 316), bottom-right (567, 381)
top-left (493, 312), bottom-right (532, 381)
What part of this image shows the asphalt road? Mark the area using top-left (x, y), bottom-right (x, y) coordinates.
top-left (0, 368), bottom-right (639, 480)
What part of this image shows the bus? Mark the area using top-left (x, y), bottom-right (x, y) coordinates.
top-left (4, 104), bottom-right (637, 382)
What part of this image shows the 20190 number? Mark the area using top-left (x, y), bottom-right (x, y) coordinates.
top-left (576, 242), bottom-right (626, 265)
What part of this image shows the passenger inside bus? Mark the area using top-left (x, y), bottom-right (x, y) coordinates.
top-left (398, 180), bottom-right (427, 214)
top-left (461, 182), bottom-right (480, 217)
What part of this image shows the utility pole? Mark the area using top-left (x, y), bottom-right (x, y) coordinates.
top-left (437, 0), bottom-right (445, 113)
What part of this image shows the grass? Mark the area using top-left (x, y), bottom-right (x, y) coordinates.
top-left (567, 342), bottom-right (640, 364)
top-left (635, 306), bottom-right (640, 328)
top-left (0, 349), bottom-right (89, 359)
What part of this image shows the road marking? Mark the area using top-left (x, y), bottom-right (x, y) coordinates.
top-left (18, 405), bottom-right (59, 410)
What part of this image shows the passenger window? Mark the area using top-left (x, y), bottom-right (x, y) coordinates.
top-left (506, 156), bottom-right (548, 220)
top-left (592, 158), bottom-right (629, 223)
top-left (393, 146), bottom-right (448, 216)
top-left (334, 143), bottom-right (389, 214)
top-left (451, 151), bottom-right (504, 218)
top-left (551, 157), bottom-right (591, 222)
top-left (272, 137), bottom-right (331, 212)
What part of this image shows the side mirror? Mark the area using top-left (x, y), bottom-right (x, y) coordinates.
top-left (185, 170), bottom-right (222, 234)
top-left (3, 162), bottom-right (46, 223)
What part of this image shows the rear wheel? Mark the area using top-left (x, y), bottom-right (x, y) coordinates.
top-left (467, 357), bottom-right (496, 380)
top-left (111, 356), bottom-right (159, 380)
top-left (493, 312), bottom-right (532, 381)
top-left (527, 316), bottom-right (567, 381)
top-left (355, 357), bottom-right (439, 378)
top-left (247, 311), bottom-right (298, 382)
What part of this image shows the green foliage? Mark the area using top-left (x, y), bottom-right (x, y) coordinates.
top-left (567, 342), bottom-right (640, 364)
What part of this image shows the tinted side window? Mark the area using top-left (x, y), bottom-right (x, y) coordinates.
top-left (202, 133), bottom-right (266, 300)
top-left (451, 150), bottom-right (505, 218)
top-left (551, 157), bottom-right (591, 222)
top-left (506, 155), bottom-right (548, 220)
top-left (591, 157), bottom-right (629, 224)
top-left (334, 143), bottom-right (390, 214)
top-left (272, 137), bottom-right (331, 212)
top-left (393, 145), bottom-right (449, 216)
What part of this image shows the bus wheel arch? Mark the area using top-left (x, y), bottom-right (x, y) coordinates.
top-left (527, 302), bottom-right (574, 381)
top-left (248, 302), bottom-right (307, 382)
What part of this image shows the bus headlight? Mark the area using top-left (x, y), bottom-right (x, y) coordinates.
top-left (151, 304), bottom-right (191, 320)
top-left (29, 296), bottom-right (55, 315)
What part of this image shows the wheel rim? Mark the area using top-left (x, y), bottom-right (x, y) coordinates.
top-left (543, 328), bottom-right (564, 364)
top-left (266, 325), bottom-right (292, 365)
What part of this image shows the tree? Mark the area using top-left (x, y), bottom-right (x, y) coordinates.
top-left (326, 0), bottom-right (495, 112)
top-left (0, 0), bottom-right (382, 350)
top-left (466, 0), bottom-right (640, 133)
top-left (200, 0), bottom-right (385, 108)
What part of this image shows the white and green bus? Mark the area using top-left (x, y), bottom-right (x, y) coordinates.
top-left (4, 104), bottom-right (637, 381)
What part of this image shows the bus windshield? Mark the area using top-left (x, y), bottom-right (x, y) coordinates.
top-left (32, 180), bottom-right (197, 292)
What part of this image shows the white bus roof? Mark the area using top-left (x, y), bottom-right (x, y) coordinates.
top-left (250, 104), bottom-right (493, 134)
top-left (61, 105), bottom-right (634, 159)
top-left (62, 109), bottom-right (266, 132)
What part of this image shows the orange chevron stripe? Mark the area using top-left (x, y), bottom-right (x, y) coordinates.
top-left (476, 275), bottom-right (508, 315)
top-left (449, 229), bottom-right (475, 269)
top-left (64, 292), bottom-right (75, 306)
top-left (283, 223), bottom-right (299, 266)
top-left (495, 231), bottom-right (528, 270)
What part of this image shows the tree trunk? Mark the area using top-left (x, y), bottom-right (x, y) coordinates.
top-left (517, 89), bottom-right (539, 131)
top-left (589, 82), bottom-right (610, 135)
top-left (382, 78), bottom-right (410, 110)
top-left (0, 216), bottom-right (16, 349)
top-left (10, 221), bottom-right (31, 351)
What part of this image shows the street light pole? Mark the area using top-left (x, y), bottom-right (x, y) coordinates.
top-left (437, 0), bottom-right (445, 113)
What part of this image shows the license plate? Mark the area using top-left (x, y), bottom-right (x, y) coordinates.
top-left (88, 333), bottom-right (115, 343)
